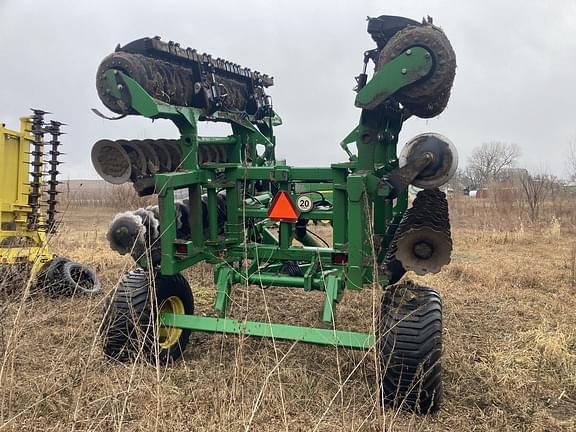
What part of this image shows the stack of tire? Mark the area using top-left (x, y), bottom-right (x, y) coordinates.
top-left (34, 257), bottom-right (101, 296)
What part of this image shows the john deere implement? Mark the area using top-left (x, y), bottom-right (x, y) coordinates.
top-left (95, 15), bottom-right (458, 413)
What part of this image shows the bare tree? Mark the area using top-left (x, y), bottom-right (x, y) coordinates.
top-left (546, 174), bottom-right (565, 217)
top-left (568, 139), bottom-right (576, 181)
top-left (446, 168), bottom-right (469, 194)
top-left (467, 142), bottom-right (521, 189)
top-left (519, 171), bottom-right (551, 223)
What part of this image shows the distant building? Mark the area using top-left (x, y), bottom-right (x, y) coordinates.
top-left (565, 181), bottom-right (576, 193)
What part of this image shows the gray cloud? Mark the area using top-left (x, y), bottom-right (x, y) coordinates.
top-left (1, 0), bottom-right (575, 178)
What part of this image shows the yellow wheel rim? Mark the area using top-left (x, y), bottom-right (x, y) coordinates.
top-left (158, 296), bottom-right (185, 349)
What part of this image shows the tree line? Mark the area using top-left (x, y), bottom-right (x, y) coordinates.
top-left (449, 140), bottom-right (576, 222)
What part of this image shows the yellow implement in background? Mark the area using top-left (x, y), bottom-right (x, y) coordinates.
top-left (0, 117), bottom-right (52, 276)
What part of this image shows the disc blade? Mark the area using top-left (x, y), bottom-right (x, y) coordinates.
top-left (91, 139), bottom-right (132, 184)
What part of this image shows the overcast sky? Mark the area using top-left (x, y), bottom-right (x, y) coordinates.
top-left (1, 0), bottom-right (575, 179)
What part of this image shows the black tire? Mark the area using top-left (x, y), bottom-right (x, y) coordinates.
top-left (378, 282), bottom-right (443, 413)
top-left (36, 256), bottom-right (68, 281)
top-left (101, 269), bottom-right (151, 361)
top-left (101, 269), bottom-right (194, 364)
top-left (35, 257), bottom-right (70, 296)
top-left (153, 272), bottom-right (194, 363)
top-left (377, 24), bottom-right (456, 118)
top-left (61, 261), bottom-right (102, 295)
top-left (402, 88), bottom-right (452, 119)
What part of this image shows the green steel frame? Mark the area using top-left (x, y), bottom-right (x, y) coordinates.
top-left (101, 47), bottom-right (433, 349)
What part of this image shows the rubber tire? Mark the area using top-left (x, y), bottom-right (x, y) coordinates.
top-left (61, 261), bottom-right (102, 295)
top-left (101, 269), bottom-right (194, 364)
top-left (101, 269), bottom-right (151, 362)
top-left (35, 257), bottom-right (71, 296)
top-left (377, 24), bottom-right (456, 118)
top-left (402, 89), bottom-right (451, 119)
top-left (153, 272), bottom-right (194, 363)
top-left (378, 282), bottom-right (443, 413)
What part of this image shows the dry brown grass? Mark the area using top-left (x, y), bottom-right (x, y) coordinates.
top-left (1, 200), bottom-right (575, 431)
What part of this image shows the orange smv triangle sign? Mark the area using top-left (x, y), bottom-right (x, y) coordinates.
top-left (268, 191), bottom-right (300, 222)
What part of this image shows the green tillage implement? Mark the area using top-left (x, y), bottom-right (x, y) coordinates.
top-left (101, 48), bottom-right (431, 348)
top-left (95, 16), bottom-right (460, 412)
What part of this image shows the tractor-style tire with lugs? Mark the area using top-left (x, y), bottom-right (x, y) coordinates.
top-left (378, 282), bottom-right (443, 413)
top-left (101, 269), bottom-right (194, 364)
top-left (35, 257), bottom-right (70, 296)
top-left (61, 261), bottom-right (102, 295)
top-left (377, 23), bottom-right (456, 118)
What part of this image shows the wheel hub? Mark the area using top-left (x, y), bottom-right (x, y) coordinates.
top-left (158, 295), bottom-right (185, 349)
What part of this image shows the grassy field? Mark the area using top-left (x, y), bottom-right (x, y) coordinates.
top-left (1, 200), bottom-right (575, 431)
